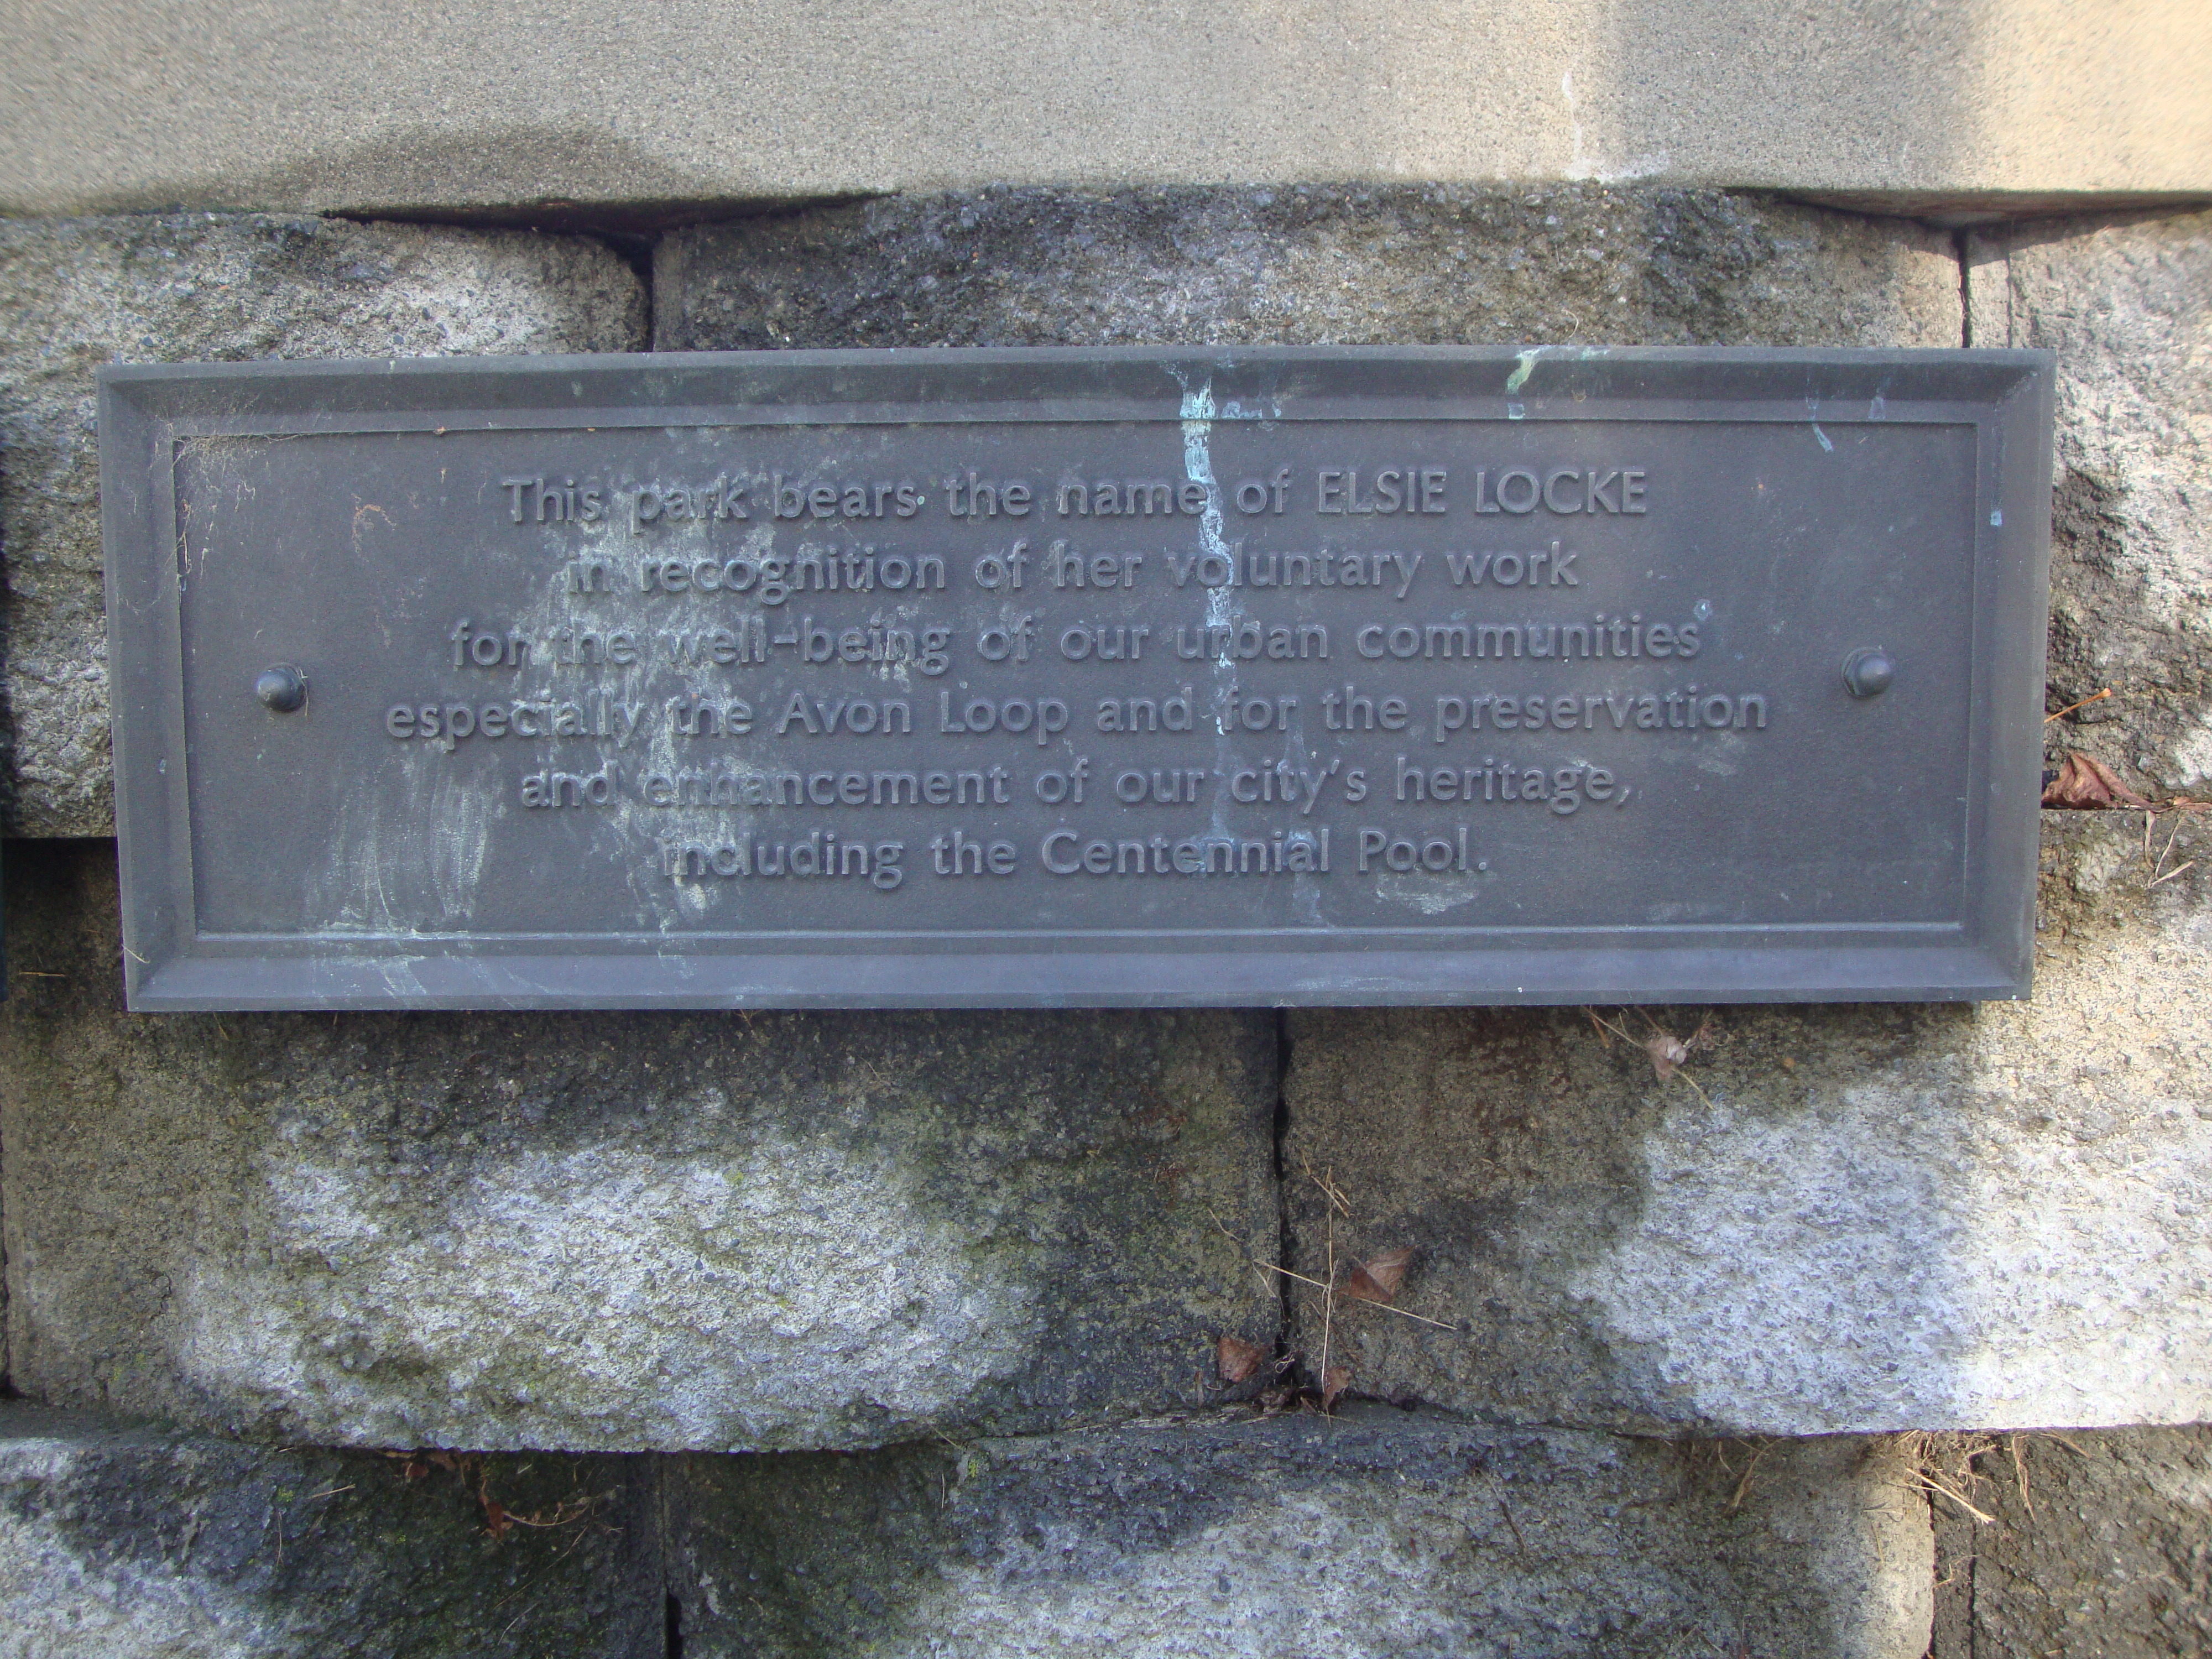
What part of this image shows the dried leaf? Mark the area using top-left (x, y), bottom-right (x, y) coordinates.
top-left (1343, 1266), bottom-right (1389, 1301)
top-left (2043, 752), bottom-right (2151, 808)
top-left (481, 1496), bottom-right (510, 1540)
top-left (1217, 1334), bottom-right (1266, 1384)
top-left (1343, 1247), bottom-right (1415, 1305)
top-left (1320, 1365), bottom-right (1352, 1411)
top-left (1644, 1032), bottom-right (1689, 1080)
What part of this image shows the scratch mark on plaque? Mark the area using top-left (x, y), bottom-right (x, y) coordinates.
top-left (1693, 731), bottom-right (1748, 777)
top-left (1804, 394), bottom-right (1837, 453)
top-left (373, 957), bottom-right (430, 1000)
top-left (315, 787), bottom-right (402, 935)
top-left (351, 499), bottom-right (395, 554)
top-left (356, 799), bottom-right (394, 931)
top-left (427, 770), bottom-right (495, 924)
top-left (1375, 873), bottom-right (1486, 915)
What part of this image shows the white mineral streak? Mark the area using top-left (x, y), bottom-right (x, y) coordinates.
top-left (1176, 374), bottom-right (1244, 853)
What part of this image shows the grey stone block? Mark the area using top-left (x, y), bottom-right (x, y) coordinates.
top-left (0, 213), bottom-right (647, 837)
top-left (1929, 1426), bottom-right (2212, 1657)
top-left (3, 3), bottom-right (2205, 218)
top-left (0, 1404), bottom-right (660, 1657)
top-left (664, 1408), bottom-right (1932, 1659)
top-left (0, 842), bottom-right (1279, 1451)
top-left (1967, 209), bottom-right (2212, 800)
top-left (1282, 812), bottom-right (2212, 1434)
top-left (657, 184), bottom-right (1959, 353)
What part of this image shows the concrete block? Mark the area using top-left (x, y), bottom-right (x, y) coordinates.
top-left (0, 1404), bottom-right (660, 1657)
top-left (1968, 208), bottom-right (2212, 802)
top-left (1, 3), bottom-right (2205, 218)
top-left (0, 842), bottom-right (1279, 1451)
top-left (1930, 1426), bottom-right (2212, 1657)
top-left (0, 213), bottom-right (646, 836)
top-left (658, 184), bottom-right (1959, 353)
top-left (1282, 812), bottom-right (2212, 1433)
top-left (664, 1410), bottom-right (1932, 1659)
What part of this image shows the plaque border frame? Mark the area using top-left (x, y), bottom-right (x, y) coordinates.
top-left (100, 346), bottom-right (2054, 1010)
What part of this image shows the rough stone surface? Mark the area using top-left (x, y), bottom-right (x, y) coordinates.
top-left (1930, 1426), bottom-right (2212, 1657)
top-left (1968, 208), bottom-right (2212, 802)
top-left (0, 841), bottom-right (1279, 1451)
top-left (665, 1408), bottom-right (1932, 1659)
top-left (0, 1404), bottom-right (660, 1657)
top-left (1282, 812), bottom-right (2212, 1434)
top-left (2, 2), bottom-right (2206, 217)
top-left (0, 213), bottom-right (646, 837)
top-left (659, 184), bottom-right (1960, 354)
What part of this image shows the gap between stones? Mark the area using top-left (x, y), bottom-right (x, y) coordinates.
top-left (1954, 226), bottom-right (1975, 347)
top-left (1272, 1008), bottom-right (1296, 1371)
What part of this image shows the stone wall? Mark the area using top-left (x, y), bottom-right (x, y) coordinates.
top-left (2, 186), bottom-right (2209, 1655)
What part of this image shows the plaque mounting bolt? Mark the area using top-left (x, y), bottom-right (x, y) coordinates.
top-left (255, 664), bottom-right (308, 713)
top-left (1841, 648), bottom-right (1895, 698)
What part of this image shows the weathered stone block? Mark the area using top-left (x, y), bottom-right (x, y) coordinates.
top-left (0, 213), bottom-right (647, 837)
top-left (1967, 209), bottom-right (2212, 799)
top-left (664, 1410), bottom-right (1932, 1658)
top-left (1930, 1426), bottom-right (2212, 1657)
top-left (0, 1404), bottom-right (660, 1657)
top-left (6, 3), bottom-right (2210, 218)
top-left (657, 184), bottom-right (1959, 354)
top-left (0, 842), bottom-right (1279, 1450)
top-left (1283, 812), bottom-right (2212, 1433)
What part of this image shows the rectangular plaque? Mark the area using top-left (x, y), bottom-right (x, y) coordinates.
top-left (101, 347), bottom-right (2053, 1009)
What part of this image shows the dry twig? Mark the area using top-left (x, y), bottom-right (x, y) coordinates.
top-left (2045, 687), bottom-right (2114, 723)
top-left (2008, 1435), bottom-right (2036, 1521)
top-left (1892, 1432), bottom-right (2002, 1525)
top-left (1725, 1440), bottom-right (1775, 1514)
top-left (1301, 1152), bottom-right (1354, 1219)
top-left (1317, 1198), bottom-right (1337, 1411)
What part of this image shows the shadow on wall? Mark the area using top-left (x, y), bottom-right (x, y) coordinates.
top-left (648, 182), bottom-right (1964, 353)
top-left (656, 1411), bottom-right (1931, 1658)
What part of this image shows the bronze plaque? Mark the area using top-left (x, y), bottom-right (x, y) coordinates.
top-left (101, 347), bottom-right (2053, 1008)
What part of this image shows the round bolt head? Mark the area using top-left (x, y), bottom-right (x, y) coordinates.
top-left (255, 664), bottom-right (307, 712)
top-left (1841, 647), bottom-right (1895, 698)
